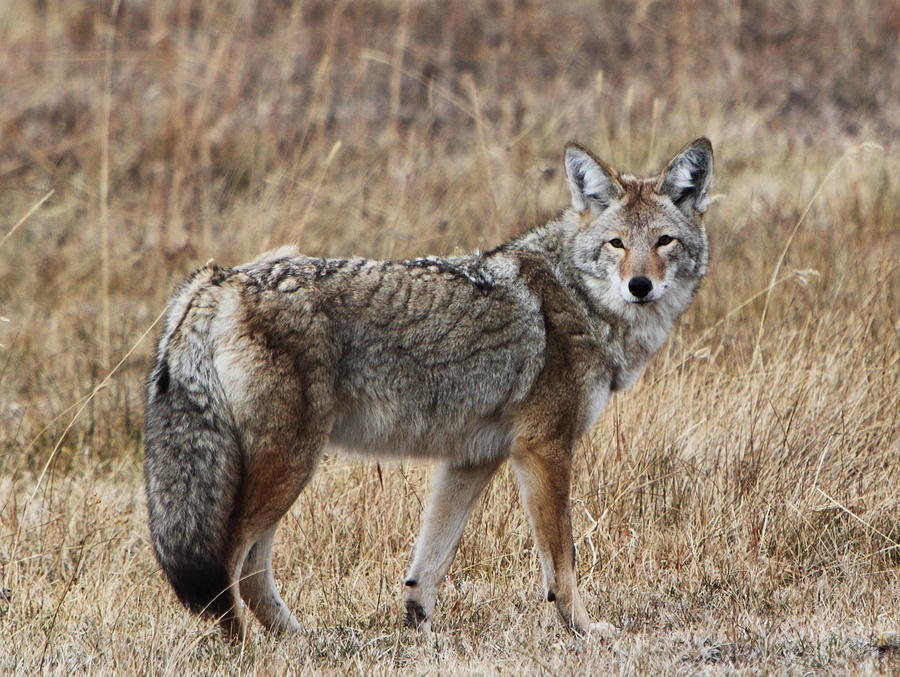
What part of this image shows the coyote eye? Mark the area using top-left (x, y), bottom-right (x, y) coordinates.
top-left (656, 235), bottom-right (674, 246)
top-left (608, 238), bottom-right (625, 249)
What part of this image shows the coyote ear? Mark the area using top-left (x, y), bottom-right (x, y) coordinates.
top-left (657, 137), bottom-right (714, 215)
top-left (564, 143), bottom-right (623, 213)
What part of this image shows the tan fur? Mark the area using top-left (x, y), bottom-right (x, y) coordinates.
top-left (143, 138), bottom-right (714, 640)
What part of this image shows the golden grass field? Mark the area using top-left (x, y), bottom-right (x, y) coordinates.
top-left (1, 1), bottom-right (898, 674)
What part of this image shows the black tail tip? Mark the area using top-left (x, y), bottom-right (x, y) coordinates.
top-left (165, 561), bottom-right (234, 619)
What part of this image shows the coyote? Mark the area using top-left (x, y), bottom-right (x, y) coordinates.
top-left (144, 138), bottom-right (714, 640)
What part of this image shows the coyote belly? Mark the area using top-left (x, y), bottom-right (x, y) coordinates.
top-left (144, 138), bottom-right (714, 640)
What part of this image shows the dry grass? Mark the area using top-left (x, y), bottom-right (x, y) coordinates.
top-left (1, 1), bottom-right (898, 674)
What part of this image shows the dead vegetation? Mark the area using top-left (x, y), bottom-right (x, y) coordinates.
top-left (1, 0), bottom-right (898, 674)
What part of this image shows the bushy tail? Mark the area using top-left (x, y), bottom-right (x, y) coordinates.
top-left (143, 275), bottom-right (243, 619)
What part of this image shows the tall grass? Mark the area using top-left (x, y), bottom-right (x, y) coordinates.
top-left (1, 1), bottom-right (897, 673)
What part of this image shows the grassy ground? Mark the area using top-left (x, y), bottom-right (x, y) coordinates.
top-left (1, 1), bottom-right (898, 674)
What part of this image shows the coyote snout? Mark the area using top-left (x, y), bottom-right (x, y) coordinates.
top-left (144, 137), bottom-right (714, 641)
top-left (611, 237), bottom-right (681, 304)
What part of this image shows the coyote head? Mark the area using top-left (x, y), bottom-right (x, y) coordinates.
top-left (564, 138), bottom-right (713, 308)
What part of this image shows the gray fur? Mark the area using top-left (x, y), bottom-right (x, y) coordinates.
top-left (144, 138), bottom-right (714, 639)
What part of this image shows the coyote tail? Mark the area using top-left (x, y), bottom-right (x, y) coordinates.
top-left (143, 271), bottom-right (242, 620)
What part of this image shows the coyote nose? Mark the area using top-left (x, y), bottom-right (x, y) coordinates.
top-left (628, 276), bottom-right (653, 299)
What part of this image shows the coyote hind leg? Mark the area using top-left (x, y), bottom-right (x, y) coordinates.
top-left (239, 525), bottom-right (302, 633)
top-left (225, 429), bottom-right (324, 639)
top-left (224, 364), bottom-right (332, 638)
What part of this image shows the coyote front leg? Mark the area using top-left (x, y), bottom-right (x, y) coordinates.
top-left (404, 459), bottom-right (502, 631)
top-left (511, 438), bottom-right (617, 638)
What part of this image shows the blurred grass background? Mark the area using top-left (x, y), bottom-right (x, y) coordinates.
top-left (0, 1), bottom-right (898, 673)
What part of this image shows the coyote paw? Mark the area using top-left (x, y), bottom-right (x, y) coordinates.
top-left (403, 599), bottom-right (432, 633)
top-left (587, 621), bottom-right (620, 639)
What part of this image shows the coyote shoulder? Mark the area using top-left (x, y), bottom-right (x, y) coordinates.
top-left (144, 138), bottom-right (714, 640)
